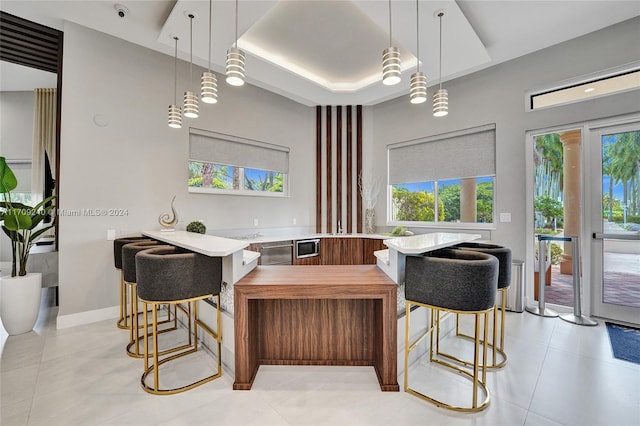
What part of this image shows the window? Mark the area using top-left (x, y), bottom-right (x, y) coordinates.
top-left (387, 124), bottom-right (496, 227)
top-left (528, 65), bottom-right (640, 110)
top-left (188, 129), bottom-right (289, 196)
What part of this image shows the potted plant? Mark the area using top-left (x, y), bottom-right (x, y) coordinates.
top-left (0, 157), bottom-right (56, 335)
top-left (186, 220), bottom-right (206, 234)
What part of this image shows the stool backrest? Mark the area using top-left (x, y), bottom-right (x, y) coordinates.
top-left (136, 246), bottom-right (223, 302)
top-left (114, 236), bottom-right (153, 269)
top-left (405, 248), bottom-right (498, 311)
top-left (454, 242), bottom-right (512, 289)
top-left (121, 241), bottom-right (164, 283)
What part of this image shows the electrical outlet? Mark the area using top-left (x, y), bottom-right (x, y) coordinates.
top-left (107, 229), bottom-right (116, 240)
top-left (253, 218), bottom-right (259, 227)
top-left (293, 218), bottom-right (297, 225)
top-left (499, 213), bottom-right (512, 223)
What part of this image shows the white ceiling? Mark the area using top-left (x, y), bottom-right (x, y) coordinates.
top-left (1, 1), bottom-right (639, 105)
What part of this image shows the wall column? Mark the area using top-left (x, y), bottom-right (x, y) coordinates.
top-left (560, 130), bottom-right (582, 275)
top-left (460, 178), bottom-right (477, 222)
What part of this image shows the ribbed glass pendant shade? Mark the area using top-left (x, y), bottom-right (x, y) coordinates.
top-left (168, 104), bottom-right (182, 129)
top-left (433, 88), bottom-right (449, 117)
top-left (226, 47), bottom-right (246, 86)
top-left (201, 71), bottom-right (218, 104)
top-left (382, 47), bottom-right (401, 86)
top-left (183, 91), bottom-right (199, 118)
top-left (409, 72), bottom-right (427, 104)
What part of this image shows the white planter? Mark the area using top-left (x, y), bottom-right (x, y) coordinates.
top-left (1, 272), bottom-right (42, 335)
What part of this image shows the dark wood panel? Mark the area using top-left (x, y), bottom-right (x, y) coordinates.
top-left (292, 255), bottom-right (320, 265)
top-left (341, 238), bottom-right (363, 265)
top-left (247, 244), bottom-right (262, 265)
top-left (356, 105), bottom-right (363, 233)
top-left (336, 106), bottom-right (342, 232)
top-left (316, 106), bottom-right (322, 233)
top-left (0, 12), bottom-right (61, 73)
top-left (320, 238), bottom-right (340, 265)
top-left (321, 238), bottom-right (363, 265)
top-left (346, 106), bottom-right (353, 234)
top-left (326, 106), bottom-right (332, 234)
top-left (362, 238), bottom-right (387, 265)
top-left (257, 298), bottom-right (375, 363)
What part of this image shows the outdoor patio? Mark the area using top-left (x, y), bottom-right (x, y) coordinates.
top-left (543, 253), bottom-right (640, 309)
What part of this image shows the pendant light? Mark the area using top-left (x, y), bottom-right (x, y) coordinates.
top-left (226, 0), bottom-right (246, 86)
top-left (183, 13), bottom-right (199, 118)
top-left (168, 36), bottom-right (182, 129)
top-left (382, 0), bottom-right (401, 85)
top-left (409, 0), bottom-right (426, 104)
top-left (433, 10), bottom-right (448, 117)
top-left (201, 0), bottom-right (218, 104)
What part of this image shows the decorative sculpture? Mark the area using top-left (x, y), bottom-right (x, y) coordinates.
top-left (158, 195), bottom-right (178, 231)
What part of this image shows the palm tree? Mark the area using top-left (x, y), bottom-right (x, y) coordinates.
top-left (608, 131), bottom-right (640, 219)
top-left (534, 133), bottom-right (564, 199)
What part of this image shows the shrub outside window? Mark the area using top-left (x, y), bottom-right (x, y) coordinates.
top-left (390, 177), bottom-right (494, 225)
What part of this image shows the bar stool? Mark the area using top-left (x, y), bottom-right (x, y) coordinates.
top-left (113, 236), bottom-right (151, 329)
top-left (135, 246), bottom-right (223, 395)
top-left (404, 248), bottom-right (498, 412)
top-left (121, 241), bottom-right (177, 358)
top-left (453, 242), bottom-right (512, 369)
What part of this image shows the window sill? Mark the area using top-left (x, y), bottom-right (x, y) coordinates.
top-left (188, 187), bottom-right (288, 198)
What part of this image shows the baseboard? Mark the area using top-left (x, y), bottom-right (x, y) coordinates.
top-left (56, 305), bottom-right (119, 329)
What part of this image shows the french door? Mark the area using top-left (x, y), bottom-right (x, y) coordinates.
top-left (589, 122), bottom-right (640, 325)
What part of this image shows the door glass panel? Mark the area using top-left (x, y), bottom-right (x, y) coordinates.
top-left (601, 131), bottom-right (640, 308)
top-left (533, 131), bottom-right (581, 307)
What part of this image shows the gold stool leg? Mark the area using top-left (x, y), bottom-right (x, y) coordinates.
top-left (404, 300), bottom-right (492, 412)
top-left (140, 296), bottom-right (223, 395)
top-left (448, 293), bottom-right (508, 369)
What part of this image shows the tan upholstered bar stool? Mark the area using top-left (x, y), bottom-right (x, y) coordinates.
top-left (113, 236), bottom-right (152, 329)
top-left (404, 248), bottom-right (499, 412)
top-left (453, 243), bottom-right (512, 369)
top-left (121, 241), bottom-right (177, 358)
top-left (135, 246), bottom-right (223, 395)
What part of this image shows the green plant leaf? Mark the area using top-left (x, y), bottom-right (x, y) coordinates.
top-left (30, 225), bottom-right (55, 242)
top-left (3, 212), bottom-right (32, 231)
top-left (0, 157), bottom-right (18, 193)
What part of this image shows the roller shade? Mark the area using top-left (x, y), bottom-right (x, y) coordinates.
top-left (189, 128), bottom-right (289, 173)
top-left (6, 161), bottom-right (31, 193)
top-left (388, 124), bottom-right (496, 185)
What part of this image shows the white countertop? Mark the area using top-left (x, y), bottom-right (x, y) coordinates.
top-left (383, 232), bottom-right (482, 254)
top-left (212, 231), bottom-right (390, 244)
top-left (142, 230), bottom-right (249, 257)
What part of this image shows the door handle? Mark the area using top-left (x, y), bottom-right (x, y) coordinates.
top-left (592, 233), bottom-right (640, 241)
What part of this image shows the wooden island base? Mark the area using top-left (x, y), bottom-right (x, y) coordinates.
top-left (233, 265), bottom-right (399, 392)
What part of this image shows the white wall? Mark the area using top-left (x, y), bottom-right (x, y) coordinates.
top-left (0, 91), bottom-right (34, 262)
top-left (368, 16), bottom-right (640, 263)
top-left (58, 23), bottom-right (314, 318)
top-left (0, 90), bottom-right (33, 159)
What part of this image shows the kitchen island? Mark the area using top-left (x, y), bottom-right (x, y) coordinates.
top-left (376, 232), bottom-right (482, 285)
top-left (233, 265), bottom-right (399, 392)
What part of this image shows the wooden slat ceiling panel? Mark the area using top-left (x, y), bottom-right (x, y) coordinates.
top-left (0, 12), bottom-right (61, 74)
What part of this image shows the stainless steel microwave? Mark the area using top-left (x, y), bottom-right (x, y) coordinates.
top-left (295, 238), bottom-right (320, 259)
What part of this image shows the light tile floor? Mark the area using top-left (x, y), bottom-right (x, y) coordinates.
top-left (1, 289), bottom-right (639, 426)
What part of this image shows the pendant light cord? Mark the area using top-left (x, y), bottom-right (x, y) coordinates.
top-left (173, 36), bottom-right (178, 104)
top-left (438, 12), bottom-right (443, 90)
top-left (388, 0), bottom-right (392, 46)
top-left (188, 14), bottom-right (194, 88)
top-left (235, 0), bottom-right (239, 48)
top-left (415, 0), bottom-right (419, 72)
top-left (208, 0), bottom-right (212, 71)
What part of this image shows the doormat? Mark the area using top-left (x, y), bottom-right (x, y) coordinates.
top-left (605, 322), bottom-right (640, 364)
